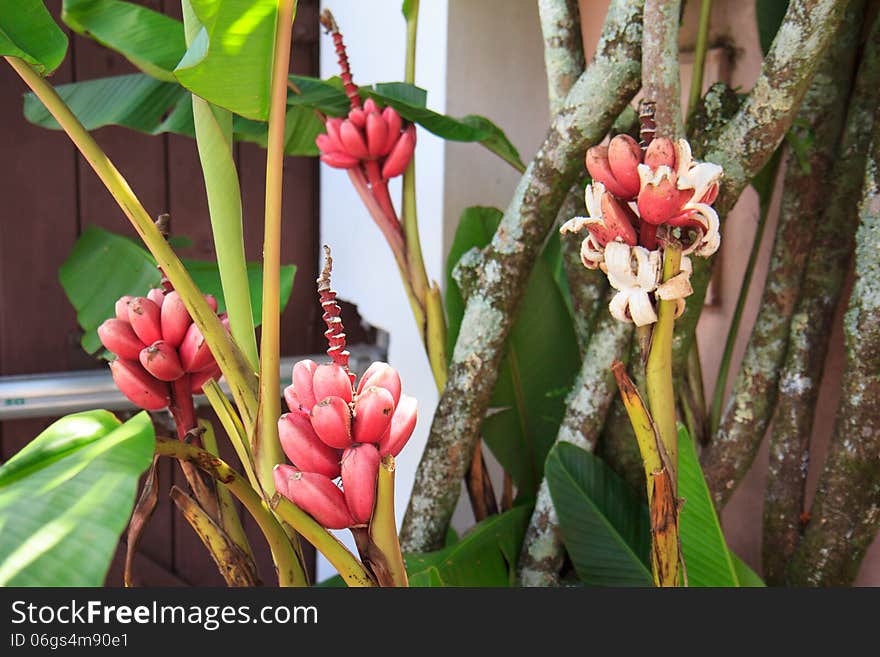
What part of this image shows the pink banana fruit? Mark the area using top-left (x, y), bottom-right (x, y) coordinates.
top-left (356, 362), bottom-right (401, 406)
top-left (114, 296), bottom-right (134, 321)
top-left (289, 359), bottom-right (319, 411)
top-left (352, 385), bottom-right (395, 444)
top-left (190, 364), bottom-right (222, 394)
top-left (98, 319), bottom-right (146, 360)
top-left (320, 152), bottom-right (360, 169)
top-left (160, 290), bottom-right (192, 348)
top-left (312, 363), bottom-right (353, 404)
top-left (273, 465), bottom-right (353, 530)
top-left (365, 111), bottom-right (388, 158)
top-left (643, 137), bottom-right (677, 170)
top-left (606, 134), bottom-right (643, 199)
top-left (381, 124), bottom-right (415, 179)
top-left (339, 120), bottom-right (369, 160)
top-left (279, 412), bottom-right (342, 479)
top-left (340, 443), bottom-right (380, 524)
top-left (381, 107), bottom-right (402, 155)
top-left (139, 340), bottom-right (184, 382)
top-left (325, 118), bottom-right (345, 149)
top-left (378, 394), bottom-right (418, 457)
top-left (110, 359), bottom-right (170, 411)
top-left (127, 297), bottom-right (163, 346)
top-left (178, 322), bottom-right (214, 373)
top-left (147, 287), bottom-right (166, 307)
top-left (310, 396), bottom-right (353, 449)
top-left (204, 294), bottom-right (219, 313)
top-left (347, 108), bottom-right (366, 128)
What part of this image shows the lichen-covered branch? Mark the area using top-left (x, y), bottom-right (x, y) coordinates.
top-left (642, 0), bottom-right (683, 138)
top-left (517, 297), bottom-right (632, 585)
top-left (539, 0), bottom-right (585, 117)
top-left (701, 3), bottom-right (863, 511)
top-left (763, 4), bottom-right (872, 584)
top-left (400, 0), bottom-right (646, 553)
top-left (788, 97), bottom-right (880, 586)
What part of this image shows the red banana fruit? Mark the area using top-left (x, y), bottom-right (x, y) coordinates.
top-left (341, 443), bottom-right (380, 525)
top-left (114, 296), bottom-right (134, 321)
top-left (178, 322), bottom-right (214, 373)
top-left (159, 290), bottom-right (192, 348)
top-left (110, 359), bottom-right (170, 411)
top-left (310, 396), bottom-right (353, 449)
top-left (643, 137), bottom-right (677, 170)
top-left (363, 98), bottom-right (379, 114)
top-left (273, 465), bottom-right (353, 530)
top-left (139, 340), bottom-right (184, 382)
top-left (378, 394), bottom-right (418, 457)
top-left (325, 118), bottom-right (345, 150)
top-left (147, 287), bottom-right (166, 307)
top-left (320, 152), bottom-right (361, 169)
top-left (279, 412), bottom-right (342, 479)
top-left (204, 294), bottom-right (219, 313)
top-left (381, 107), bottom-right (402, 155)
top-left (312, 363), bottom-right (353, 404)
top-left (352, 385), bottom-right (395, 445)
top-left (290, 359), bottom-right (319, 411)
top-left (607, 134), bottom-right (643, 199)
top-left (347, 108), bottom-right (366, 128)
top-left (366, 111), bottom-right (388, 158)
top-left (98, 319), bottom-right (146, 360)
top-left (190, 364), bottom-right (222, 394)
top-left (356, 362), bottom-right (401, 406)
top-left (339, 120), bottom-right (369, 160)
top-left (381, 125), bottom-right (415, 179)
top-left (127, 297), bottom-right (163, 346)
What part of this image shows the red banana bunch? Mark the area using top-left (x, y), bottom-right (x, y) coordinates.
top-left (273, 359), bottom-right (417, 530)
top-left (99, 288), bottom-right (225, 411)
top-left (316, 98), bottom-right (416, 180)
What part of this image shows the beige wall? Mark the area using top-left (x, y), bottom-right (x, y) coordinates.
top-left (444, 0), bottom-right (878, 584)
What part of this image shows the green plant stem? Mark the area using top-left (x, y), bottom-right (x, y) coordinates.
top-left (708, 193), bottom-right (771, 434)
top-left (270, 494), bottom-right (376, 587)
top-left (646, 243), bottom-right (681, 475)
top-left (370, 455), bottom-right (409, 586)
top-left (255, 0), bottom-right (296, 494)
top-left (182, 0), bottom-right (258, 370)
top-left (154, 438), bottom-right (306, 587)
top-left (405, 0), bottom-right (419, 84)
top-left (5, 55), bottom-right (259, 431)
top-left (201, 379), bottom-right (259, 491)
top-left (687, 0), bottom-right (713, 121)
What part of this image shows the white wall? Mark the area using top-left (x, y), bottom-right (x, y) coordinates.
top-left (318, 0), bottom-right (449, 581)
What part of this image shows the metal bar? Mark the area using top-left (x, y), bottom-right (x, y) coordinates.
top-left (0, 342), bottom-right (387, 421)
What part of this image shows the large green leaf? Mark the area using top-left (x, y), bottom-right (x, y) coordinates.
top-left (444, 207), bottom-right (578, 495)
top-left (0, 0), bottom-right (68, 75)
top-left (405, 506), bottom-right (531, 586)
top-left (731, 553), bottom-right (766, 587)
top-left (756, 0), bottom-right (790, 55)
top-left (0, 411), bottom-right (155, 586)
top-left (678, 424), bottom-right (739, 587)
top-left (23, 73), bottom-right (325, 156)
top-left (59, 226), bottom-right (296, 355)
top-left (62, 0), bottom-right (184, 81)
top-left (175, 0), bottom-right (290, 120)
top-left (369, 82), bottom-right (525, 172)
top-left (546, 443), bottom-right (652, 586)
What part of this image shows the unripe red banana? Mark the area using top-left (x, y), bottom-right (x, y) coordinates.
top-left (320, 152), bottom-right (361, 169)
top-left (356, 362), bottom-right (401, 407)
top-left (147, 287), bottom-right (165, 308)
top-left (289, 359), bottom-right (319, 411)
top-left (160, 291), bottom-right (192, 348)
top-left (381, 107), bottom-right (402, 155)
top-left (115, 296), bottom-right (134, 321)
top-left (279, 412), bottom-right (342, 479)
top-left (98, 319), bottom-right (147, 360)
top-left (190, 364), bottom-right (222, 394)
top-left (325, 118), bottom-right (345, 150)
top-left (310, 395), bottom-right (353, 449)
top-left (178, 322), bottom-right (214, 373)
top-left (381, 125), bottom-right (415, 179)
top-left (315, 134), bottom-right (335, 153)
top-left (644, 137), bottom-right (677, 170)
top-left (110, 359), bottom-right (170, 411)
top-left (365, 111), bottom-right (388, 158)
top-left (607, 134), bottom-right (643, 199)
top-left (312, 363), bottom-right (353, 403)
top-left (273, 465), bottom-right (353, 530)
top-left (127, 297), bottom-right (163, 346)
top-left (204, 294), bottom-right (219, 313)
top-left (352, 385), bottom-right (395, 445)
top-left (139, 340), bottom-right (184, 382)
top-left (586, 146), bottom-right (630, 199)
top-left (341, 443), bottom-right (380, 524)
top-left (363, 98), bottom-right (378, 114)
top-left (378, 394), bottom-right (418, 457)
top-left (339, 120), bottom-right (369, 160)
top-left (347, 108), bottom-right (366, 128)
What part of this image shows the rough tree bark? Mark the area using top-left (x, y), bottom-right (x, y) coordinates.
top-left (641, 0), bottom-right (683, 140)
top-left (538, 0), bottom-right (585, 117)
top-left (763, 4), bottom-right (876, 584)
top-left (400, 0), bottom-right (646, 553)
top-left (787, 30), bottom-right (880, 590)
top-left (701, 2), bottom-right (863, 512)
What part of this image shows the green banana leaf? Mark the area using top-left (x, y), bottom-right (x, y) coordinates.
top-left (59, 226), bottom-right (295, 355)
top-left (545, 442), bottom-right (653, 586)
top-left (0, 411), bottom-right (155, 586)
top-left (0, 0), bottom-right (68, 75)
top-left (406, 506), bottom-right (531, 586)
